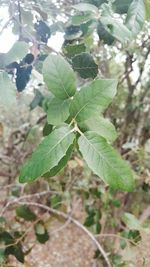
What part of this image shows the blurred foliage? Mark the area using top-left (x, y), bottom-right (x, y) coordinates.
top-left (0, 0), bottom-right (150, 266)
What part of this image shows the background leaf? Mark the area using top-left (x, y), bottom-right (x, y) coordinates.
top-left (4, 41), bottom-right (29, 65)
top-left (16, 205), bottom-right (37, 221)
top-left (97, 21), bottom-right (115, 45)
top-left (43, 123), bottom-right (53, 137)
top-left (43, 54), bottom-right (76, 99)
top-left (73, 3), bottom-right (99, 13)
top-left (34, 222), bottom-right (49, 244)
top-left (64, 43), bottom-right (86, 58)
top-left (101, 17), bottom-right (132, 42)
top-left (72, 52), bottom-right (98, 79)
top-left (145, 0), bottom-right (150, 20)
top-left (81, 0), bottom-right (107, 8)
top-left (78, 131), bottom-right (134, 192)
top-left (30, 89), bottom-right (44, 110)
top-left (126, 0), bottom-right (145, 35)
top-left (122, 213), bottom-right (142, 230)
top-left (0, 73), bottom-right (16, 107)
top-left (71, 14), bottom-right (94, 25)
top-left (112, 0), bottom-right (133, 14)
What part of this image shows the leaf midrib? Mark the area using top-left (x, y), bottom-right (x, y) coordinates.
top-left (51, 56), bottom-right (72, 98)
top-left (72, 85), bottom-right (111, 120)
top-left (44, 129), bottom-right (73, 159)
top-left (127, 0), bottom-right (143, 27)
top-left (80, 133), bottom-right (129, 185)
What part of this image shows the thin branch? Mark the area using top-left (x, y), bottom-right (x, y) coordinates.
top-left (96, 233), bottom-right (139, 247)
top-left (0, 183), bottom-right (21, 190)
top-left (17, 201), bottom-right (112, 267)
top-left (17, 0), bottom-right (22, 40)
top-left (36, 115), bottom-right (47, 125)
top-left (0, 190), bottom-right (56, 217)
top-left (134, 45), bottom-right (150, 87)
top-left (0, 17), bottom-right (13, 35)
top-left (0, 218), bottom-right (40, 250)
top-left (12, 16), bottom-right (37, 43)
top-left (0, 172), bottom-right (11, 178)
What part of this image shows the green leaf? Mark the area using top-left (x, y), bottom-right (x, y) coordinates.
top-left (72, 52), bottom-right (98, 79)
top-left (80, 20), bottom-right (96, 36)
top-left (72, 14), bottom-right (94, 25)
top-left (43, 54), bottom-right (76, 99)
top-left (34, 222), bottom-right (49, 244)
top-left (16, 205), bottom-right (37, 221)
top-left (44, 144), bottom-right (74, 177)
top-left (4, 41), bottom-right (29, 65)
top-left (122, 214), bottom-right (150, 233)
top-left (111, 199), bottom-right (121, 207)
top-left (82, 0), bottom-right (107, 8)
top-left (0, 73), bottom-right (16, 107)
top-left (35, 223), bottom-right (45, 235)
top-left (73, 3), bottom-right (99, 13)
top-left (0, 217), bottom-right (6, 227)
top-left (84, 215), bottom-right (95, 227)
top-left (64, 30), bottom-right (82, 41)
top-left (126, 0), bottom-right (145, 35)
top-left (0, 232), bottom-right (13, 245)
top-left (122, 213), bottom-right (142, 230)
top-left (47, 98), bottom-right (70, 125)
top-left (112, 0), bottom-right (133, 14)
top-left (78, 132), bottom-right (134, 192)
top-left (95, 222), bottom-right (101, 234)
top-left (21, 8), bottom-right (33, 25)
top-left (50, 194), bottom-right (62, 209)
top-left (12, 244), bottom-right (24, 263)
top-left (101, 16), bottom-right (132, 42)
top-left (19, 125), bottom-right (75, 182)
top-left (64, 43), bottom-right (86, 58)
top-left (30, 89), bottom-right (44, 110)
top-left (79, 116), bottom-right (117, 143)
top-left (1, 231), bottom-right (24, 264)
top-left (145, 0), bottom-right (150, 20)
top-left (0, 248), bottom-right (6, 263)
top-left (97, 21), bottom-right (115, 45)
top-left (70, 79), bottom-right (117, 122)
top-left (43, 123), bottom-right (53, 137)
